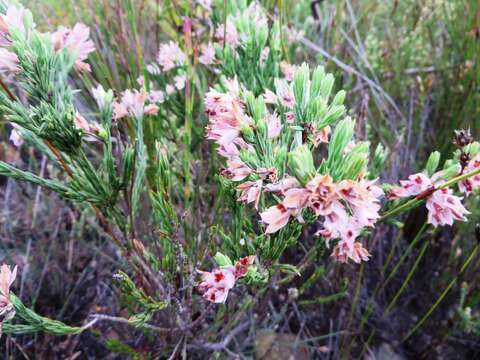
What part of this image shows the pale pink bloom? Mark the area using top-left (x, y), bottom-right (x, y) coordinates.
top-left (0, 48), bottom-right (19, 74)
top-left (306, 174), bottom-right (337, 216)
top-left (113, 101), bottom-right (128, 120)
top-left (218, 143), bottom-right (240, 159)
top-left (9, 128), bottom-right (23, 147)
top-left (198, 267), bottom-right (236, 303)
top-left (313, 125), bottom-right (330, 146)
top-left (92, 84), bottom-right (108, 109)
top-left (52, 23), bottom-right (95, 72)
top-left (136, 75), bottom-right (145, 87)
top-left (157, 41), bottom-right (186, 72)
top-left (264, 175), bottom-right (300, 195)
top-left (234, 255), bottom-right (256, 278)
top-left (237, 180), bottom-right (262, 209)
top-left (389, 172), bottom-right (432, 199)
top-left (198, 255), bottom-right (255, 303)
top-left (221, 159), bottom-right (252, 181)
top-left (336, 179), bottom-right (383, 227)
top-left (205, 88), bottom-right (251, 157)
top-left (332, 240), bottom-right (370, 263)
top-left (256, 167), bottom-right (278, 181)
top-left (280, 61), bottom-right (297, 81)
top-left (260, 47), bottom-right (270, 65)
top-left (459, 155), bottom-right (480, 194)
top-left (263, 89), bottom-right (278, 104)
top-left (144, 104), bottom-right (159, 115)
top-left (197, 0), bottom-right (212, 11)
top-left (174, 74), bottom-right (186, 90)
top-left (199, 43), bottom-right (215, 65)
top-left (0, 5), bottom-right (27, 46)
top-left (0, 264), bottom-right (17, 331)
top-left (275, 80), bottom-right (295, 108)
top-left (266, 113), bottom-right (282, 138)
top-left (149, 90), bottom-right (165, 104)
top-left (426, 187), bottom-right (469, 227)
top-left (74, 112), bottom-right (90, 132)
top-left (260, 203), bottom-right (296, 234)
top-left (215, 19), bottom-right (239, 48)
top-left (223, 77), bottom-right (241, 98)
top-left (285, 112), bottom-right (295, 124)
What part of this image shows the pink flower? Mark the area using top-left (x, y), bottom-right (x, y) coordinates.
top-left (280, 61), bottom-right (297, 81)
top-left (264, 175), bottom-right (300, 195)
top-left (313, 125), bottom-right (330, 146)
top-left (285, 112), bottom-right (295, 124)
top-left (199, 43), bottom-right (215, 65)
top-left (205, 88), bottom-right (251, 156)
top-left (149, 90), bottom-right (165, 104)
top-left (174, 74), bottom-right (186, 90)
top-left (0, 5), bottom-right (27, 46)
top-left (157, 41), bottom-right (186, 72)
top-left (9, 128), bottom-right (23, 147)
top-left (336, 179), bottom-right (383, 227)
top-left (52, 23), bottom-right (95, 72)
top-left (237, 180), bottom-right (262, 209)
top-left (263, 89), bottom-right (278, 104)
top-left (459, 155), bottom-right (480, 194)
top-left (306, 174), bottom-right (337, 216)
top-left (426, 187), bottom-right (469, 227)
top-left (234, 255), bottom-right (256, 278)
top-left (0, 48), bottom-right (19, 74)
top-left (0, 264), bottom-right (17, 331)
top-left (74, 112), bottom-right (90, 132)
top-left (332, 240), bottom-right (370, 264)
top-left (221, 159), bottom-right (252, 181)
top-left (113, 102), bottom-right (128, 120)
top-left (275, 80), bottom-right (295, 109)
top-left (198, 256), bottom-right (255, 303)
top-left (198, 267), bottom-right (236, 303)
top-left (215, 19), bottom-right (239, 48)
top-left (260, 203), bottom-right (295, 234)
top-left (114, 89), bottom-right (158, 119)
top-left (266, 113), bottom-right (282, 138)
top-left (389, 172), bottom-right (432, 199)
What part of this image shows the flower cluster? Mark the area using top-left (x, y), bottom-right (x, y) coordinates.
top-left (51, 23), bottom-right (95, 72)
top-left (198, 256), bottom-right (255, 303)
top-left (113, 89), bottom-right (159, 120)
top-left (261, 175), bottom-right (383, 263)
top-left (389, 170), bottom-right (470, 227)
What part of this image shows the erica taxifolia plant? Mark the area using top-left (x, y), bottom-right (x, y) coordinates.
top-left (0, 0), bottom-right (479, 356)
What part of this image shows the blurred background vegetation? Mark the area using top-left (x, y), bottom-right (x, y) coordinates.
top-left (1, 0), bottom-right (479, 358)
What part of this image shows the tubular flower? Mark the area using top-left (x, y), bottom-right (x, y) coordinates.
top-left (0, 48), bottom-right (19, 74)
top-left (426, 188), bottom-right (469, 227)
top-left (52, 23), bottom-right (95, 72)
top-left (157, 41), bottom-right (186, 72)
top-left (236, 180), bottom-right (262, 209)
top-left (459, 155), bottom-right (480, 194)
top-left (199, 43), bottom-right (215, 65)
top-left (215, 19), bottom-right (239, 48)
top-left (0, 5), bottom-right (27, 46)
top-left (113, 89), bottom-right (158, 120)
top-left (198, 256), bottom-right (255, 303)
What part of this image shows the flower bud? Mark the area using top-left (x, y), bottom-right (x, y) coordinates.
top-left (288, 144), bottom-right (316, 184)
top-left (426, 151), bottom-right (441, 176)
top-left (214, 252), bottom-right (233, 267)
